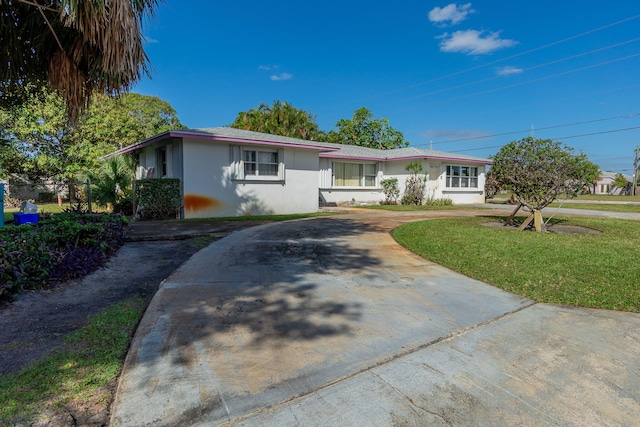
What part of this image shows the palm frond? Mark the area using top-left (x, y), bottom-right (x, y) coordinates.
top-left (0, 0), bottom-right (160, 121)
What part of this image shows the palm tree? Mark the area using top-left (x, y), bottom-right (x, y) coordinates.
top-left (0, 0), bottom-right (159, 122)
top-left (82, 154), bottom-right (135, 213)
top-left (592, 170), bottom-right (603, 194)
top-left (230, 101), bottom-right (326, 141)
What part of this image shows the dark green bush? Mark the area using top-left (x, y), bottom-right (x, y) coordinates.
top-left (134, 178), bottom-right (181, 220)
top-left (0, 213), bottom-right (128, 301)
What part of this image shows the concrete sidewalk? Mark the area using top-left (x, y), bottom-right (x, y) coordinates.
top-left (110, 210), bottom-right (640, 426)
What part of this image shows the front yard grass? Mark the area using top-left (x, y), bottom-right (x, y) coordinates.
top-left (0, 298), bottom-right (145, 425)
top-left (391, 216), bottom-right (640, 312)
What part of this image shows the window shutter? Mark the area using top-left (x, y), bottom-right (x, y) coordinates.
top-left (277, 148), bottom-right (285, 181)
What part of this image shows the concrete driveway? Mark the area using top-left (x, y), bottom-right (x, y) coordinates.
top-left (110, 210), bottom-right (640, 426)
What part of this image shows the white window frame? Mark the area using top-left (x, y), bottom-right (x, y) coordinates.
top-left (230, 146), bottom-right (284, 181)
top-left (446, 165), bottom-right (478, 189)
top-left (333, 162), bottom-right (378, 188)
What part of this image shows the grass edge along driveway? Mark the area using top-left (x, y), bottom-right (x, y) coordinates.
top-left (391, 216), bottom-right (640, 313)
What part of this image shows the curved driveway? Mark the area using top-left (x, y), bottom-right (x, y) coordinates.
top-left (111, 208), bottom-right (640, 426)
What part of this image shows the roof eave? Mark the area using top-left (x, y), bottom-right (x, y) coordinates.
top-left (320, 152), bottom-right (492, 164)
top-left (102, 130), bottom-right (340, 159)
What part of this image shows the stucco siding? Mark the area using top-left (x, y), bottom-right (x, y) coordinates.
top-left (319, 158), bottom-right (485, 205)
top-left (181, 139), bottom-right (319, 218)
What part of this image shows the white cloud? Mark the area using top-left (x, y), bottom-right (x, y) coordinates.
top-left (496, 66), bottom-right (523, 76)
top-left (438, 30), bottom-right (517, 55)
top-left (428, 3), bottom-right (474, 25)
top-left (259, 65), bottom-right (278, 71)
top-left (143, 35), bottom-right (158, 44)
top-left (270, 73), bottom-right (293, 81)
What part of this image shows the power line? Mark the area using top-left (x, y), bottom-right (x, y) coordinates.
top-left (388, 53), bottom-right (640, 114)
top-left (417, 113), bottom-right (640, 146)
top-left (426, 83), bottom-right (640, 125)
top-left (449, 126), bottom-right (640, 153)
top-left (320, 14), bottom-right (640, 112)
top-left (377, 37), bottom-right (640, 108)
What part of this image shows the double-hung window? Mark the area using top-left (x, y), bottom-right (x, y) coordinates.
top-left (333, 162), bottom-right (377, 187)
top-left (230, 146), bottom-right (284, 180)
top-left (243, 149), bottom-right (279, 177)
top-left (446, 165), bottom-right (478, 188)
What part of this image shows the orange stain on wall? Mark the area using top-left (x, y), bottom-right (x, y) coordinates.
top-left (184, 194), bottom-right (222, 212)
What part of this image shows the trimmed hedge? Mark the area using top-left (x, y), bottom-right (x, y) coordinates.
top-left (134, 178), bottom-right (181, 220)
top-left (0, 213), bottom-right (128, 301)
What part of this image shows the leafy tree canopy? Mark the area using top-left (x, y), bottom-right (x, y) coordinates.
top-left (230, 101), bottom-right (326, 141)
top-left (0, 0), bottom-right (159, 121)
top-left (0, 87), bottom-right (183, 181)
top-left (327, 107), bottom-right (409, 149)
top-left (490, 137), bottom-right (598, 211)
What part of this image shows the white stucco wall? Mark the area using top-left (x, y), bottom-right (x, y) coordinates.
top-left (180, 138), bottom-right (319, 218)
top-left (319, 158), bottom-right (487, 205)
top-left (318, 158), bottom-right (384, 204)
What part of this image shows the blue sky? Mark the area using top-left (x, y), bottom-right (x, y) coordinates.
top-left (134, 1), bottom-right (640, 173)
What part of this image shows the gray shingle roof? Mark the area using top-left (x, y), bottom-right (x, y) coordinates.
top-left (191, 128), bottom-right (491, 163)
top-left (192, 127), bottom-right (337, 149)
top-left (600, 170), bottom-right (633, 181)
top-left (315, 141), bottom-right (490, 163)
top-left (106, 126), bottom-right (491, 164)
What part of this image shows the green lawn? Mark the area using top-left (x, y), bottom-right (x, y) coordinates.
top-left (391, 216), bottom-right (640, 312)
top-left (0, 298), bottom-right (145, 425)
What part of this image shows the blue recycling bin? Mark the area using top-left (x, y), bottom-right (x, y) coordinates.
top-left (13, 213), bottom-right (39, 225)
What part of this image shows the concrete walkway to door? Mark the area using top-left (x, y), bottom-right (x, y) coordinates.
top-left (110, 209), bottom-right (640, 426)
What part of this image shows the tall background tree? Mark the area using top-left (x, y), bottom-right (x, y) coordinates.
top-left (230, 101), bottom-right (325, 141)
top-left (0, 87), bottom-right (183, 182)
top-left (0, 0), bottom-right (159, 121)
top-left (490, 137), bottom-right (599, 231)
top-left (327, 107), bottom-right (409, 149)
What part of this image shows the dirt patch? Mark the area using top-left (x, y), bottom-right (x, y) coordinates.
top-left (481, 221), bottom-right (602, 235)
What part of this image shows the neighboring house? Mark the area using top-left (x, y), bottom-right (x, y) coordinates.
top-left (107, 127), bottom-right (492, 218)
top-left (591, 171), bottom-right (632, 195)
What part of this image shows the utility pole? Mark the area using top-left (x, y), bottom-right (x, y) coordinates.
top-left (634, 147), bottom-right (639, 196)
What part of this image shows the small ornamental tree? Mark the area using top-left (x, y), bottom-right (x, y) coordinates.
top-left (484, 170), bottom-right (499, 199)
top-left (401, 162), bottom-right (426, 205)
top-left (380, 178), bottom-right (400, 205)
top-left (491, 137), bottom-right (598, 231)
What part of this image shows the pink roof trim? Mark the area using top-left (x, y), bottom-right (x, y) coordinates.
top-left (320, 153), bottom-right (492, 164)
top-left (104, 130), bottom-right (338, 158)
